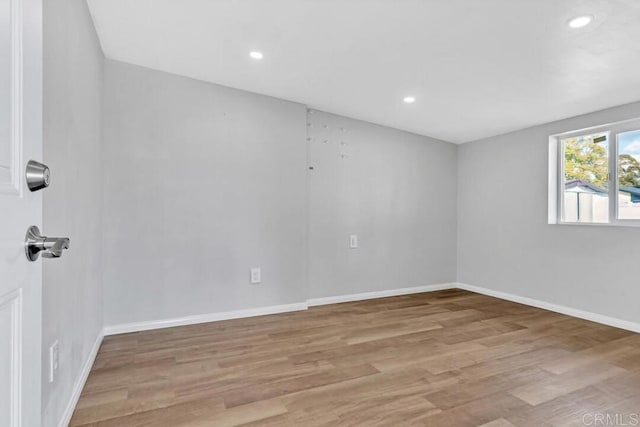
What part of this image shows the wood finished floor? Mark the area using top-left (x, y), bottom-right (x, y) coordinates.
top-left (71, 290), bottom-right (640, 426)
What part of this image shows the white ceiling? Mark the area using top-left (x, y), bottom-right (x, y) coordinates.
top-left (87, 0), bottom-right (640, 143)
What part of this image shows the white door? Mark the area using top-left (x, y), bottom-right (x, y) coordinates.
top-left (1, 0), bottom-right (43, 425)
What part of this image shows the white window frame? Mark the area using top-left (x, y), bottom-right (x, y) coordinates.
top-left (549, 117), bottom-right (640, 227)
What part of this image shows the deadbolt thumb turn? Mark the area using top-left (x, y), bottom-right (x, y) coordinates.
top-left (25, 160), bottom-right (51, 192)
top-left (25, 226), bottom-right (70, 261)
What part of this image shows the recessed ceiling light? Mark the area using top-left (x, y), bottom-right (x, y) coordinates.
top-left (403, 96), bottom-right (416, 104)
top-left (568, 15), bottom-right (593, 29)
top-left (249, 51), bottom-right (264, 60)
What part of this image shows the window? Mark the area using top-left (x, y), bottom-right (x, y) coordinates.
top-left (561, 132), bottom-right (610, 223)
top-left (617, 129), bottom-right (640, 220)
top-left (550, 119), bottom-right (640, 226)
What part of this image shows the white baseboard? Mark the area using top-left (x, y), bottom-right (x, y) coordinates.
top-left (103, 284), bottom-right (458, 336)
top-left (456, 282), bottom-right (640, 334)
top-left (307, 283), bottom-right (456, 307)
top-left (103, 281), bottom-right (639, 338)
top-left (58, 331), bottom-right (104, 427)
top-left (103, 302), bottom-right (309, 336)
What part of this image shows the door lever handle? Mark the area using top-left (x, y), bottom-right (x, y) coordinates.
top-left (25, 225), bottom-right (71, 261)
top-left (41, 237), bottom-right (70, 258)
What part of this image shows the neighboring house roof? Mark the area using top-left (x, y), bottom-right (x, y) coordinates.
top-left (564, 179), bottom-right (640, 202)
top-left (619, 185), bottom-right (640, 203)
top-left (564, 179), bottom-right (607, 194)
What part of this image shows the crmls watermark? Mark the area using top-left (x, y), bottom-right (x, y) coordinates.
top-left (582, 413), bottom-right (640, 426)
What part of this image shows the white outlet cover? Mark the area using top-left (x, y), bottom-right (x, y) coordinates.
top-left (250, 268), bottom-right (261, 284)
top-left (49, 340), bottom-right (59, 383)
top-left (349, 234), bottom-right (358, 248)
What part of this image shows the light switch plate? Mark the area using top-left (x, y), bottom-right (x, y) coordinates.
top-left (349, 234), bottom-right (358, 248)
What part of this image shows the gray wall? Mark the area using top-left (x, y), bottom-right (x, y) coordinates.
top-left (102, 61), bottom-right (460, 327)
top-left (308, 111), bottom-right (458, 298)
top-left (42, 0), bottom-right (104, 425)
top-left (458, 101), bottom-right (640, 324)
top-left (102, 60), bottom-right (309, 326)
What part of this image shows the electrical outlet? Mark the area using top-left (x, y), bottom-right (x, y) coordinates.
top-left (349, 234), bottom-right (358, 249)
top-left (49, 340), bottom-right (59, 383)
top-left (250, 268), bottom-right (261, 284)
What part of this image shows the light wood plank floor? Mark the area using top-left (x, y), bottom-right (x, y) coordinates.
top-left (71, 290), bottom-right (640, 426)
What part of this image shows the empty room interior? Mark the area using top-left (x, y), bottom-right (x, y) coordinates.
top-left (3, 0), bottom-right (640, 426)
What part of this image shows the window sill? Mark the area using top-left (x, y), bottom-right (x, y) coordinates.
top-left (551, 221), bottom-right (640, 228)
